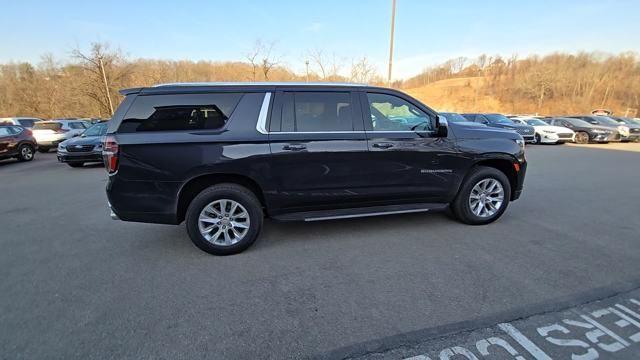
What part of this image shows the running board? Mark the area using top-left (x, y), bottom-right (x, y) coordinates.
top-left (272, 203), bottom-right (448, 222)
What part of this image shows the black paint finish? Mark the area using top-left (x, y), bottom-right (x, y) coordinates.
top-left (106, 84), bottom-right (527, 224)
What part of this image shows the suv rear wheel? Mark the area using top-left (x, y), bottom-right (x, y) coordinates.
top-left (17, 144), bottom-right (35, 161)
top-left (185, 183), bottom-right (263, 255)
top-left (451, 166), bottom-right (511, 225)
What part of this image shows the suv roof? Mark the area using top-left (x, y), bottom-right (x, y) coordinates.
top-left (120, 82), bottom-right (376, 95)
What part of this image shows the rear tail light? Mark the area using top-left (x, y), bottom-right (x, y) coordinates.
top-left (102, 135), bottom-right (119, 174)
top-left (24, 129), bottom-right (32, 136)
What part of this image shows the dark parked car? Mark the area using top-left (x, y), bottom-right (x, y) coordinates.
top-left (609, 116), bottom-right (640, 142)
top-left (104, 83), bottom-right (527, 255)
top-left (0, 125), bottom-right (37, 162)
top-left (57, 122), bottom-right (108, 167)
top-left (440, 112), bottom-right (486, 126)
top-left (548, 117), bottom-right (618, 144)
top-left (462, 113), bottom-right (536, 143)
top-left (566, 116), bottom-right (626, 142)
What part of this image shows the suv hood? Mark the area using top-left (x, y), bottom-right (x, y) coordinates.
top-left (449, 123), bottom-right (521, 140)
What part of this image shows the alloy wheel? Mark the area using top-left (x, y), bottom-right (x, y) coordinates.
top-left (198, 199), bottom-right (250, 246)
top-left (468, 178), bottom-right (504, 218)
top-left (21, 146), bottom-right (33, 160)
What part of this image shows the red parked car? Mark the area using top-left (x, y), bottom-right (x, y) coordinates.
top-left (0, 125), bottom-right (38, 162)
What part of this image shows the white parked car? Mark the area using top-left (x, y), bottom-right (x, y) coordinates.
top-left (511, 117), bottom-right (575, 144)
top-left (32, 120), bottom-right (89, 153)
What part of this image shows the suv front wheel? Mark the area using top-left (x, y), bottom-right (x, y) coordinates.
top-left (451, 166), bottom-right (511, 225)
top-left (185, 183), bottom-right (263, 255)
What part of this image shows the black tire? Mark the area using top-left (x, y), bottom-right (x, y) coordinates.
top-left (450, 166), bottom-right (511, 225)
top-left (534, 133), bottom-right (541, 144)
top-left (575, 131), bottom-right (590, 144)
top-left (67, 162), bottom-right (84, 168)
top-left (185, 183), bottom-right (263, 255)
top-left (38, 147), bottom-right (50, 153)
top-left (17, 144), bottom-right (35, 161)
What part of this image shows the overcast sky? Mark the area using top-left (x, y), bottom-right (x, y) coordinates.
top-left (1, 0), bottom-right (638, 79)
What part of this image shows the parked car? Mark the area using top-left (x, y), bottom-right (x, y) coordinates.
top-left (0, 125), bottom-right (37, 162)
top-left (566, 116), bottom-right (627, 142)
top-left (57, 122), bottom-right (108, 167)
top-left (440, 112), bottom-right (486, 126)
top-left (32, 120), bottom-right (89, 152)
top-left (0, 117), bottom-right (43, 129)
top-left (609, 117), bottom-right (640, 142)
top-left (104, 82), bottom-right (527, 255)
top-left (462, 113), bottom-right (536, 142)
top-left (548, 117), bottom-right (618, 144)
top-left (511, 117), bottom-right (575, 144)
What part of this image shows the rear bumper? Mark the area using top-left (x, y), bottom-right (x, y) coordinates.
top-left (106, 176), bottom-right (182, 225)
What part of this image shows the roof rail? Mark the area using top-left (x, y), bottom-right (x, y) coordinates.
top-left (152, 81), bottom-right (368, 88)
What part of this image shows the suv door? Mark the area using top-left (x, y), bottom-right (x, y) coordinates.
top-left (360, 91), bottom-right (459, 202)
top-left (0, 127), bottom-right (12, 155)
top-left (267, 90), bottom-right (371, 211)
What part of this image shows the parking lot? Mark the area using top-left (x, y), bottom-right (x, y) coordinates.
top-left (1, 144), bottom-right (640, 359)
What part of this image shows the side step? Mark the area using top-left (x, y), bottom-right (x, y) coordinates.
top-left (272, 203), bottom-right (448, 222)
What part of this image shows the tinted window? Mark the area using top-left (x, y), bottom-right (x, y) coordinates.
top-left (0, 127), bottom-right (11, 136)
top-left (68, 122), bottom-right (86, 129)
top-left (485, 114), bottom-right (514, 125)
top-left (119, 93), bottom-right (243, 133)
top-left (275, 92), bottom-right (353, 132)
top-left (367, 93), bottom-right (432, 131)
top-left (462, 114), bottom-right (476, 122)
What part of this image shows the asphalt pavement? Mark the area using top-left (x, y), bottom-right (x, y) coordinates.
top-left (1, 144), bottom-right (639, 359)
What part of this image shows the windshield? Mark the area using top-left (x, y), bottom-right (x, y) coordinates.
top-left (441, 112), bottom-right (468, 123)
top-left (593, 116), bottom-right (621, 125)
top-left (564, 118), bottom-right (592, 127)
top-left (485, 114), bottom-right (514, 125)
top-left (82, 123), bottom-right (108, 137)
top-left (526, 119), bottom-right (547, 126)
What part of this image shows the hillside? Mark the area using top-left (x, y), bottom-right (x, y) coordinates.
top-left (405, 77), bottom-right (505, 113)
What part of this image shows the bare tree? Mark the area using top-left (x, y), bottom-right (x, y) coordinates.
top-left (350, 57), bottom-right (378, 84)
top-left (72, 42), bottom-right (131, 117)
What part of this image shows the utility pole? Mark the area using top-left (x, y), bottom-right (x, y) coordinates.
top-left (305, 60), bottom-right (310, 82)
top-left (387, 0), bottom-right (397, 86)
top-left (99, 56), bottom-right (114, 116)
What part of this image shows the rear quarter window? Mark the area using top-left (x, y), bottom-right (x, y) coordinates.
top-left (118, 93), bottom-right (243, 133)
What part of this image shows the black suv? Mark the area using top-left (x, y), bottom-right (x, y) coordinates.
top-left (104, 83), bottom-right (527, 255)
top-left (462, 113), bottom-right (536, 143)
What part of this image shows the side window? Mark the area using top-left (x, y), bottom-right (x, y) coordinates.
top-left (275, 92), bottom-right (354, 132)
top-left (68, 122), bottom-right (85, 129)
top-left (367, 93), bottom-right (432, 131)
top-left (119, 93), bottom-right (243, 133)
top-left (477, 116), bottom-right (489, 124)
top-left (11, 126), bottom-right (23, 134)
top-left (0, 127), bottom-right (11, 136)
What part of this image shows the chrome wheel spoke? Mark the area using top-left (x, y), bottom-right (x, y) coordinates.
top-left (198, 199), bottom-right (251, 246)
top-left (468, 178), bottom-right (504, 218)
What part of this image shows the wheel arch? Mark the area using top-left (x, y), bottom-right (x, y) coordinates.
top-left (176, 173), bottom-right (268, 223)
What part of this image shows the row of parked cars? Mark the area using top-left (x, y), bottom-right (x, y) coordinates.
top-left (0, 117), bottom-right (107, 166)
top-left (440, 113), bottom-right (640, 144)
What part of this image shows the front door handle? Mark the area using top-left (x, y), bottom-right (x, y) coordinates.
top-left (373, 142), bottom-right (394, 149)
top-left (282, 144), bottom-right (307, 151)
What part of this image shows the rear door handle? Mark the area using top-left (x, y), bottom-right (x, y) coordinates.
top-left (282, 144), bottom-right (307, 151)
top-left (373, 142), bottom-right (394, 149)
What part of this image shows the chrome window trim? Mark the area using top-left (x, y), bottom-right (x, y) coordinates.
top-left (256, 92), bottom-right (272, 134)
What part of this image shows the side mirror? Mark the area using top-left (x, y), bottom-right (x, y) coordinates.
top-left (436, 115), bottom-right (448, 137)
